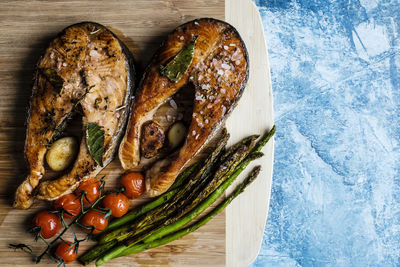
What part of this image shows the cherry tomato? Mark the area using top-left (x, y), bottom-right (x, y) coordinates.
top-left (76, 178), bottom-right (101, 204)
top-left (54, 194), bottom-right (82, 219)
top-left (120, 172), bottom-right (145, 199)
top-left (55, 241), bottom-right (77, 263)
top-left (102, 193), bottom-right (130, 218)
top-left (81, 210), bottom-right (109, 234)
top-left (32, 210), bottom-right (60, 239)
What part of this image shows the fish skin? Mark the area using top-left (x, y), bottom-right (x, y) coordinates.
top-left (119, 18), bottom-right (249, 197)
top-left (14, 22), bottom-right (135, 209)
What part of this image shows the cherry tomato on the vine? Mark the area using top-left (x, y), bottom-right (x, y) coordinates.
top-left (81, 210), bottom-right (109, 234)
top-left (55, 241), bottom-right (77, 263)
top-left (120, 172), bottom-right (145, 199)
top-left (102, 193), bottom-right (130, 218)
top-left (54, 194), bottom-right (82, 219)
top-left (76, 178), bottom-right (101, 204)
top-left (32, 210), bottom-right (60, 239)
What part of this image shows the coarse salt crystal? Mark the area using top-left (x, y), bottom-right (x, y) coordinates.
top-left (194, 21), bottom-right (199, 25)
top-left (198, 75), bottom-right (203, 81)
top-left (62, 62), bottom-right (67, 67)
top-left (224, 45), bottom-right (228, 50)
top-left (221, 88), bottom-right (226, 94)
top-left (217, 69), bottom-right (224, 76)
top-left (232, 50), bottom-right (241, 61)
top-left (201, 84), bottom-right (209, 90)
top-left (195, 134), bottom-right (200, 140)
top-left (195, 92), bottom-right (202, 101)
top-left (209, 95), bottom-right (215, 100)
top-left (90, 50), bottom-right (97, 57)
top-left (180, 36), bottom-right (184, 41)
top-left (221, 63), bottom-right (230, 70)
top-left (50, 51), bottom-right (54, 59)
top-left (235, 60), bottom-right (241, 65)
top-left (229, 43), bottom-right (236, 46)
top-left (192, 130), bottom-right (196, 136)
top-left (205, 119), bottom-right (209, 124)
top-left (222, 105), bottom-right (227, 115)
top-left (169, 99), bottom-right (178, 110)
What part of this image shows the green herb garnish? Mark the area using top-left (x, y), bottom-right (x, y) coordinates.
top-left (160, 36), bottom-right (197, 82)
top-left (41, 68), bottom-right (64, 94)
top-left (86, 123), bottom-right (104, 167)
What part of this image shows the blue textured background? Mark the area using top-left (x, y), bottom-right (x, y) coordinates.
top-left (251, 0), bottom-right (400, 266)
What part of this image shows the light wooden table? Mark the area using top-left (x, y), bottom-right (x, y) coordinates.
top-left (0, 0), bottom-right (273, 266)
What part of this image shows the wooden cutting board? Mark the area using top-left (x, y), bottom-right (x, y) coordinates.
top-left (0, 0), bottom-right (273, 266)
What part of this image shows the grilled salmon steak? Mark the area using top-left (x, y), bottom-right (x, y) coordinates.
top-left (119, 18), bottom-right (249, 197)
top-left (14, 22), bottom-right (135, 209)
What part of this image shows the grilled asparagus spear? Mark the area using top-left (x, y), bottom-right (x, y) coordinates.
top-left (79, 126), bottom-right (275, 266)
top-left (96, 166), bottom-right (262, 266)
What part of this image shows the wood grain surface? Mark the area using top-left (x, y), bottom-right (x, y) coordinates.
top-left (0, 0), bottom-right (274, 266)
top-left (0, 1), bottom-right (225, 266)
top-left (225, 1), bottom-right (274, 266)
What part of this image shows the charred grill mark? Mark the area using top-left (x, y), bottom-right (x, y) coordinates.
top-left (140, 121), bottom-right (165, 159)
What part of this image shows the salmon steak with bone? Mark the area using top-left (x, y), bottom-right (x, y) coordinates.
top-left (119, 18), bottom-right (249, 197)
top-left (14, 22), bottom-right (135, 209)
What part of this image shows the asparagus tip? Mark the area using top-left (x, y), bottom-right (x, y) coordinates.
top-left (248, 152), bottom-right (264, 160)
top-left (239, 166), bottom-right (262, 194)
top-left (249, 165), bottom-right (261, 180)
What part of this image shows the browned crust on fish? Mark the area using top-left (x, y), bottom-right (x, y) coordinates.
top-left (119, 18), bottom-right (249, 196)
top-left (14, 22), bottom-right (135, 209)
